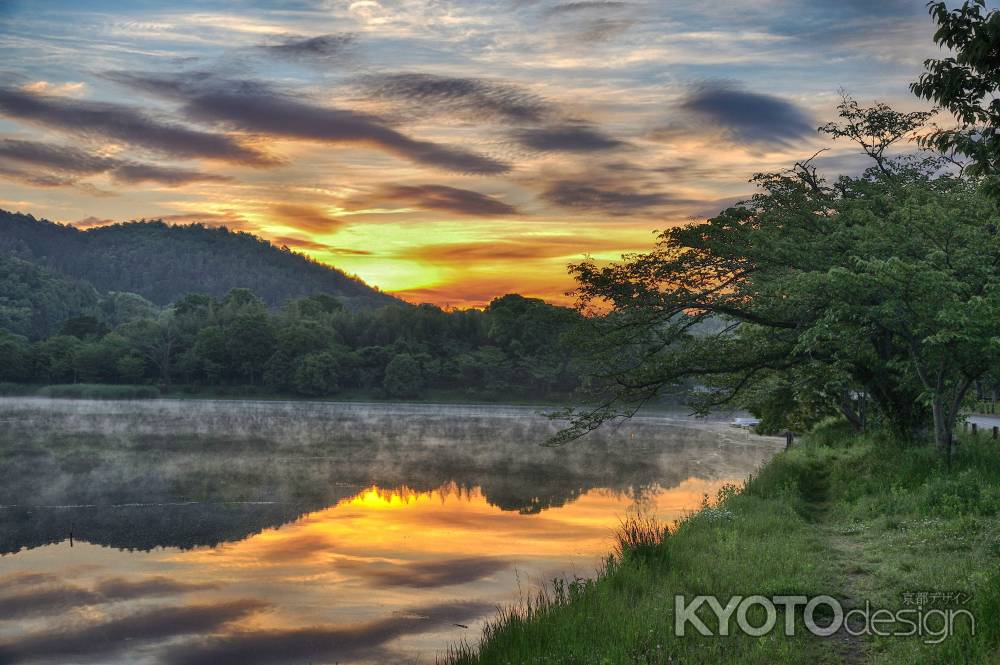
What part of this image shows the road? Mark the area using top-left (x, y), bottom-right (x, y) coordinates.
top-left (968, 413), bottom-right (1000, 431)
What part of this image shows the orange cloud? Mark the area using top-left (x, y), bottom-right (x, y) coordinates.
top-left (267, 203), bottom-right (344, 233)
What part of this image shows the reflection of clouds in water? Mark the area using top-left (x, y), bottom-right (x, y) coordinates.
top-left (0, 575), bottom-right (218, 619)
top-left (0, 600), bottom-right (266, 664)
top-left (161, 600), bottom-right (494, 665)
top-left (0, 399), bottom-right (780, 553)
top-left (337, 556), bottom-right (512, 588)
top-left (0, 399), bottom-right (781, 664)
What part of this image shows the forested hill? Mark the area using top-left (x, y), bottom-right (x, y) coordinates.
top-left (0, 210), bottom-right (397, 309)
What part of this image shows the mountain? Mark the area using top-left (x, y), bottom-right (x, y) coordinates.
top-left (0, 209), bottom-right (397, 311)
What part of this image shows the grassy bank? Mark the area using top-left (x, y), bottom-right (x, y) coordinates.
top-left (447, 421), bottom-right (1000, 664)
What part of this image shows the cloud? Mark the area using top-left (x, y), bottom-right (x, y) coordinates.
top-left (399, 235), bottom-right (633, 264)
top-left (106, 72), bottom-right (511, 174)
top-left (0, 600), bottom-right (265, 664)
top-left (0, 139), bottom-right (229, 188)
top-left (273, 236), bottom-right (373, 255)
top-left (540, 1), bottom-right (630, 18)
top-left (679, 83), bottom-right (815, 147)
top-left (360, 72), bottom-right (552, 123)
top-left (541, 179), bottom-right (691, 213)
top-left (267, 203), bottom-right (344, 233)
top-left (0, 86), bottom-right (274, 165)
top-left (512, 123), bottom-right (624, 152)
top-left (347, 184), bottom-right (517, 216)
top-left (341, 556), bottom-right (510, 588)
top-left (537, 1), bottom-right (635, 41)
top-left (20, 80), bottom-right (86, 96)
top-left (161, 600), bottom-right (492, 665)
top-left (259, 33), bottom-right (357, 62)
top-left (109, 162), bottom-right (229, 185)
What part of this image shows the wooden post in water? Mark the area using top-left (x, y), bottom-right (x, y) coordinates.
top-left (785, 431), bottom-right (794, 450)
top-left (993, 426), bottom-right (998, 440)
top-left (972, 423), bottom-right (978, 436)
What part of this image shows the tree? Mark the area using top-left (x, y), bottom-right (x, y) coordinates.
top-left (119, 314), bottom-right (180, 386)
top-left (32, 335), bottom-right (81, 383)
top-left (0, 332), bottom-right (32, 382)
top-left (383, 353), bottom-right (424, 398)
top-left (293, 351), bottom-right (344, 396)
top-left (99, 292), bottom-right (159, 328)
top-left (558, 100), bottom-right (1000, 459)
top-left (912, 1), bottom-right (1000, 187)
top-left (59, 315), bottom-right (109, 340)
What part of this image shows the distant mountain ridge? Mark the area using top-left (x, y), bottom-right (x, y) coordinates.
top-left (0, 209), bottom-right (398, 310)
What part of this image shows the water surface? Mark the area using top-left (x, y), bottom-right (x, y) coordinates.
top-left (0, 398), bottom-right (780, 664)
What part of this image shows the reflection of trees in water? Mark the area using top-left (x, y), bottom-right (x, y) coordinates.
top-left (0, 399), bottom-right (778, 553)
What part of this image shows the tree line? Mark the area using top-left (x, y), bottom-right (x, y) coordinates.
top-left (0, 288), bottom-right (583, 401)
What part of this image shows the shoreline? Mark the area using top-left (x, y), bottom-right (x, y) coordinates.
top-left (445, 420), bottom-right (1000, 665)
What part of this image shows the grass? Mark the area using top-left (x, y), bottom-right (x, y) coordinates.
top-left (445, 419), bottom-right (1000, 665)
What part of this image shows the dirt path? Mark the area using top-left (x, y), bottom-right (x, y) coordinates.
top-left (799, 463), bottom-right (868, 664)
top-left (826, 529), bottom-right (868, 665)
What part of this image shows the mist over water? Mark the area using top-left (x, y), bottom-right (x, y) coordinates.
top-left (0, 398), bottom-right (780, 664)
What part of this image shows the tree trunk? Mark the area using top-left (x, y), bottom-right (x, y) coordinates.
top-left (838, 392), bottom-right (863, 432)
top-left (931, 397), bottom-right (955, 464)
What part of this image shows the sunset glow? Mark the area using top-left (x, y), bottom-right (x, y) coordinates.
top-left (0, 1), bottom-right (946, 305)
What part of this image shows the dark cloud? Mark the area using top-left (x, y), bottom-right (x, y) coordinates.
top-left (0, 86), bottom-right (274, 165)
top-left (679, 83), bottom-right (815, 147)
top-left (259, 33), bottom-right (356, 62)
top-left (161, 600), bottom-right (492, 665)
top-left (106, 72), bottom-right (510, 174)
top-left (0, 137), bottom-right (112, 173)
top-left (0, 600), bottom-right (265, 664)
top-left (512, 123), bottom-right (624, 152)
top-left (348, 184), bottom-right (517, 216)
top-left (360, 72), bottom-right (551, 123)
top-left (541, 180), bottom-right (692, 213)
top-left (0, 139), bottom-right (228, 187)
top-left (93, 576), bottom-right (220, 600)
top-left (343, 556), bottom-right (510, 588)
top-left (109, 162), bottom-right (228, 185)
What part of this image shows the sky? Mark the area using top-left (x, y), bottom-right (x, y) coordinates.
top-left (0, 0), bottom-right (984, 307)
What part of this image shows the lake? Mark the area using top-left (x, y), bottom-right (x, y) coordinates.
top-left (0, 398), bottom-right (781, 665)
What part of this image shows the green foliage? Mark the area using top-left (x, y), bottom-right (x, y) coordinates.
top-left (563, 99), bottom-right (1000, 453)
top-left (0, 277), bottom-right (584, 400)
top-left (382, 353), bottom-right (424, 398)
top-left (0, 254), bottom-right (100, 339)
top-left (912, 0), bottom-right (1000, 187)
top-left (293, 351), bottom-right (344, 396)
